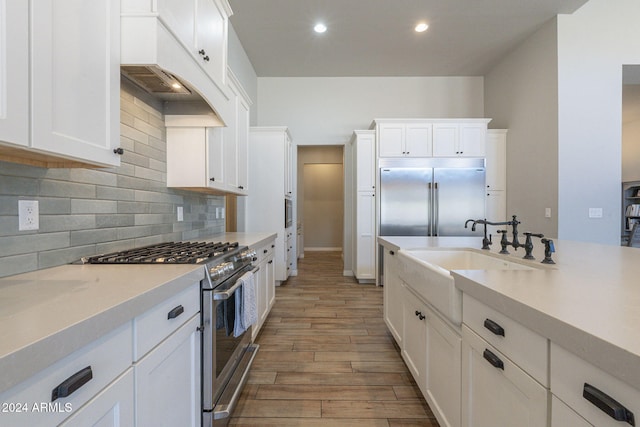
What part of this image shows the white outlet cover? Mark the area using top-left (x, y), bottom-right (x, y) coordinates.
top-left (589, 207), bottom-right (603, 218)
top-left (18, 200), bottom-right (39, 231)
top-left (177, 206), bottom-right (184, 222)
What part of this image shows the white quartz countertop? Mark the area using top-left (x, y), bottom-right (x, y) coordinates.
top-left (378, 235), bottom-right (640, 389)
top-left (0, 232), bottom-right (276, 394)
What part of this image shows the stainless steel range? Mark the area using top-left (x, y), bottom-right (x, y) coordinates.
top-left (81, 240), bottom-right (259, 427)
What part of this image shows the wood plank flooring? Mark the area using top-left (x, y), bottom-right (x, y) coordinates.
top-left (229, 251), bottom-right (440, 427)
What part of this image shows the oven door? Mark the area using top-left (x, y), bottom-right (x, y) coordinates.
top-left (202, 265), bottom-right (259, 426)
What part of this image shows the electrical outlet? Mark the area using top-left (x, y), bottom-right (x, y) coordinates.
top-left (177, 206), bottom-right (184, 222)
top-left (18, 200), bottom-right (39, 231)
top-left (220, 207), bottom-right (225, 219)
top-left (589, 207), bottom-right (603, 218)
top-left (545, 208), bottom-right (551, 218)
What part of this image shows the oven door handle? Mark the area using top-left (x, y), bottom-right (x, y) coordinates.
top-left (213, 266), bottom-right (260, 301)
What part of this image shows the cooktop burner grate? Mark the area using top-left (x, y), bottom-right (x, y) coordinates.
top-left (83, 241), bottom-right (240, 264)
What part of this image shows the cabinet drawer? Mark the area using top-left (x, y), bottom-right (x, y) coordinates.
top-left (462, 325), bottom-right (548, 427)
top-left (254, 242), bottom-right (275, 264)
top-left (0, 322), bottom-right (132, 427)
top-left (133, 282), bottom-right (200, 360)
top-left (551, 342), bottom-right (639, 427)
top-left (551, 395), bottom-right (593, 427)
top-left (463, 294), bottom-right (548, 386)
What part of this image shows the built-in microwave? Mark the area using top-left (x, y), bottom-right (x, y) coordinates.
top-left (285, 198), bottom-right (293, 228)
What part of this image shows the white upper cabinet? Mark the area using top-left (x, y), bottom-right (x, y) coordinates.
top-left (376, 119), bottom-right (490, 159)
top-left (378, 122), bottom-right (432, 157)
top-left (222, 72), bottom-right (250, 195)
top-left (485, 129), bottom-right (507, 191)
top-left (155, 0), bottom-right (229, 86)
top-left (0, 0), bottom-right (29, 148)
top-left (0, 0), bottom-right (121, 168)
top-left (31, 0), bottom-right (121, 167)
top-left (354, 131), bottom-right (375, 192)
top-left (433, 122), bottom-right (488, 157)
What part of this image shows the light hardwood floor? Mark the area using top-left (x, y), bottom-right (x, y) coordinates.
top-left (229, 251), bottom-right (440, 427)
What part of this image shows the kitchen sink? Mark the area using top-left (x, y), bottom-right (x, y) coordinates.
top-left (397, 248), bottom-right (539, 325)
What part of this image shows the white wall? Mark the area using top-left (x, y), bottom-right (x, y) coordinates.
top-left (557, 0), bottom-right (640, 244)
top-left (257, 77), bottom-right (484, 145)
top-left (484, 19), bottom-right (559, 237)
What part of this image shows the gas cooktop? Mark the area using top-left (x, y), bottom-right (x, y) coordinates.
top-left (80, 241), bottom-right (241, 264)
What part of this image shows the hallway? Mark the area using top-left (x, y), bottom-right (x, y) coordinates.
top-left (229, 251), bottom-right (440, 426)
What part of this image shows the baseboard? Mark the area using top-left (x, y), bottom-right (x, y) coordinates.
top-left (304, 247), bottom-right (342, 252)
top-left (343, 270), bottom-right (354, 277)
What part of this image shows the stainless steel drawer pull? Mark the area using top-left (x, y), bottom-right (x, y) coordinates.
top-left (167, 305), bottom-right (184, 320)
top-left (482, 349), bottom-right (504, 370)
top-left (51, 366), bottom-right (93, 402)
top-left (484, 318), bottom-right (505, 336)
top-left (583, 383), bottom-right (635, 426)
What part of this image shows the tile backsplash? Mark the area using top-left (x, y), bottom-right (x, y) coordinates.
top-left (0, 82), bottom-right (225, 278)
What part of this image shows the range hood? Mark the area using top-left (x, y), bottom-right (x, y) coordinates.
top-left (120, 14), bottom-right (232, 125)
top-left (121, 65), bottom-right (192, 96)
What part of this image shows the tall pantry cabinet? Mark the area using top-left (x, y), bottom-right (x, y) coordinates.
top-left (351, 130), bottom-right (376, 282)
top-left (246, 127), bottom-right (297, 282)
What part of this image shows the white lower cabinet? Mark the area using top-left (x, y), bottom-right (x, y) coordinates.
top-left (134, 314), bottom-right (201, 427)
top-left (461, 325), bottom-right (547, 427)
top-left (0, 323), bottom-right (132, 427)
top-left (252, 239), bottom-right (276, 341)
top-left (58, 369), bottom-right (134, 427)
top-left (426, 307), bottom-right (461, 427)
top-left (402, 288), bottom-right (428, 395)
top-left (383, 249), bottom-right (403, 346)
top-left (550, 342), bottom-right (639, 427)
top-left (552, 396), bottom-right (593, 427)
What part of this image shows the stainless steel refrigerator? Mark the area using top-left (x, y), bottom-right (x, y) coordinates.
top-left (379, 158), bottom-right (486, 236)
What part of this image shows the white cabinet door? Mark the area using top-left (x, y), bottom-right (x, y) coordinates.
top-left (266, 256), bottom-right (275, 309)
top-left (355, 132), bottom-right (376, 192)
top-left (0, 0), bottom-right (29, 147)
top-left (379, 123), bottom-right (432, 157)
top-left (405, 123), bottom-right (433, 157)
top-left (135, 315), bottom-right (201, 427)
top-left (378, 123), bottom-right (405, 157)
top-left (236, 96), bottom-right (250, 193)
top-left (551, 396), bottom-right (593, 427)
top-left (459, 123), bottom-right (486, 157)
top-left (31, 0), bottom-right (121, 167)
top-left (383, 249), bottom-right (403, 345)
top-left (486, 191), bottom-right (506, 223)
top-left (355, 191), bottom-right (375, 280)
top-left (426, 309), bottom-right (462, 427)
top-left (432, 123), bottom-right (459, 157)
top-left (485, 130), bottom-right (507, 191)
top-left (206, 127), bottom-right (225, 188)
top-left (433, 123), bottom-right (486, 158)
top-left (402, 290), bottom-right (428, 396)
top-left (195, 0), bottom-right (228, 85)
top-left (461, 325), bottom-right (547, 427)
top-left (59, 369), bottom-right (134, 427)
top-left (253, 259), bottom-right (268, 340)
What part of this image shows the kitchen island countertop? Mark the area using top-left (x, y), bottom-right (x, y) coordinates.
top-left (378, 235), bottom-right (640, 390)
top-left (0, 232), bottom-right (276, 395)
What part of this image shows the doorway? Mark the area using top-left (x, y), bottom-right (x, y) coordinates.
top-left (298, 146), bottom-right (344, 252)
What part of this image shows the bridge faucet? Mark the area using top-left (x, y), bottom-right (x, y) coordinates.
top-left (464, 219), bottom-right (492, 250)
top-left (523, 232), bottom-right (544, 260)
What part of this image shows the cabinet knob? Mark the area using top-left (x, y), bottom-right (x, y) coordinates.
top-left (210, 177), bottom-right (215, 182)
top-left (238, 185), bottom-right (244, 189)
top-left (113, 147), bottom-right (124, 155)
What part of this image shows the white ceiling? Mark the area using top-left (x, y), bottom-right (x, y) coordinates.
top-left (228, 0), bottom-right (589, 77)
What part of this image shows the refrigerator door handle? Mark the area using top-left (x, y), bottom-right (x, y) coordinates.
top-left (434, 182), bottom-right (439, 236)
top-left (427, 182), bottom-right (433, 236)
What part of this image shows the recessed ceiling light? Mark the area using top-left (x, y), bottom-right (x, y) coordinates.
top-left (415, 22), bottom-right (429, 33)
top-left (314, 23), bottom-right (327, 33)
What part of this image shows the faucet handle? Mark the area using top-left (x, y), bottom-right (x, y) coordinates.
top-left (523, 233), bottom-right (543, 260)
top-left (540, 238), bottom-right (556, 264)
top-left (497, 230), bottom-right (510, 254)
